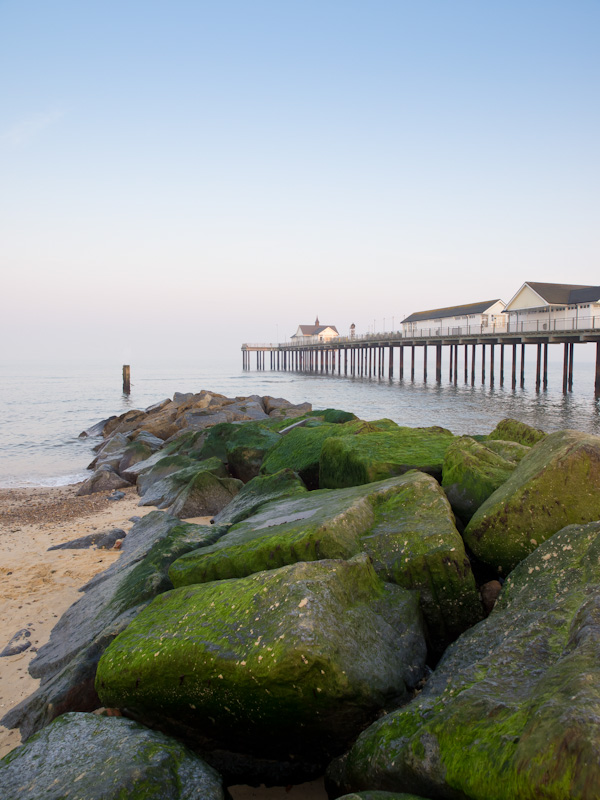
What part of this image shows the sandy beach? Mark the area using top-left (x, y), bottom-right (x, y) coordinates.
top-left (0, 484), bottom-right (155, 758)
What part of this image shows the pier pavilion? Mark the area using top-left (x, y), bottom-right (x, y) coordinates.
top-left (242, 320), bottom-right (600, 397)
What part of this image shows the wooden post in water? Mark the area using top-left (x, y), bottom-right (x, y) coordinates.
top-left (454, 345), bottom-right (458, 384)
top-left (520, 344), bottom-right (526, 388)
top-left (436, 345), bottom-right (442, 383)
top-left (512, 344), bottom-right (517, 389)
top-left (535, 344), bottom-right (542, 392)
top-left (562, 343), bottom-right (569, 393)
top-left (423, 346), bottom-right (428, 382)
top-left (411, 345), bottom-right (415, 381)
top-left (122, 365), bottom-right (131, 394)
top-left (543, 343), bottom-right (548, 389)
top-left (448, 345), bottom-right (453, 381)
top-left (568, 343), bottom-right (574, 391)
top-left (399, 345), bottom-right (404, 379)
top-left (490, 344), bottom-right (495, 386)
top-left (500, 345), bottom-right (504, 386)
top-left (595, 342), bottom-right (600, 397)
top-left (464, 344), bottom-right (468, 383)
top-left (481, 344), bottom-right (486, 385)
top-left (471, 344), bottom-right (476, 386)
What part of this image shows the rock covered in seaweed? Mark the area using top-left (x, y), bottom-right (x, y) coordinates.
top-left (96, 554), bottom-right (427, 763)
top-left (441, 435), bottom-right (526, 523)
top-left (319, 426), bottom-right (455, 489)
top-left (329, 520), bottom-right (600, 800)
top-left (0, 712), bottom-right (225, 800)
top-left (464, 429), bottom-right (600, 573)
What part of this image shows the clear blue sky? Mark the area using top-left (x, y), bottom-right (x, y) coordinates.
top-left (1, 0), bottom-right (598, 366)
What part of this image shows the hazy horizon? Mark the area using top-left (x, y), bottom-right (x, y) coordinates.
top-left (2, 1), bottom-right (598, 368)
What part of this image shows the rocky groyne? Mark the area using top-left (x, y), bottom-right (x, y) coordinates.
top-left (2, 389), bottom-right (600, 799)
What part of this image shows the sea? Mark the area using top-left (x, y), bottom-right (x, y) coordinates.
top-left (2, 351), bottom-right (600, 488)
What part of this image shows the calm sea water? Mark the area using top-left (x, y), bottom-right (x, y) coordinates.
top-left (1, 351), bottom-right (599, 488)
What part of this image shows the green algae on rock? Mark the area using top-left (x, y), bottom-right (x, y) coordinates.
top-left (212, 468), bottom-right (308, 526)
top-left (330, 521), bottom-right (600, 800)
top-left (96, 554), bottom-right (427, 761)
top-left (168, 470), bottom-right (243, 518)
top-left (487, 417), bottom-right (546, 446)
top-left (464, 429), bottom-right (600, 574)
top-left (319, 427), bottom-right (455, 489)
top-left (442, 436), bottom-right (522, 523)
top-left (169, 474), bottom-right (481, 652)
top-left (137, 455), bottom-right (228, 507)
top-left (360, 471), bottom-right (483, 652)
top-left (0, 712), bottom-right (225, 800)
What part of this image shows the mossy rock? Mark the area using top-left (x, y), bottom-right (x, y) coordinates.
top-left (118, 440), bottom-right (153, 476)
top-left (96, 554), bottom-right (426, 762)
top-left (487, 417), bottom-right (546, 446)
top-left (441, 436), bottom-right (521, 523)
top-left (170, 474), bottom-right (481, 653)
top-left (484, 438), bottom-right (530, 464)
top-left (260, 423), bottom-right (345, 488)
top-left (168, 480), bottom-right (377, 587)
top-left (0, 712), bottom-right (225, 800)
top-left (464, 429), bottom-right (600, 574)
top-left (168, 471), bottom-right (243, 518)
top-left (309, 408), bottom-right (359, 424)
top-left (330, 521), bottom-right (600, 799)
top-left (361, 471), bottom-right (483, 652)
top-left (320, 427), bottom-right (455, 489)
top-left (137, 456), bottom-right (228, 508)
top-left (198, 421), bottom-right (283, 481)
top-left (212, 468), bottom-right (308, 526)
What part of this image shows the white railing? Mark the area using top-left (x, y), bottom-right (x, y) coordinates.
top-left (243, 314), bottom-right (600, 350)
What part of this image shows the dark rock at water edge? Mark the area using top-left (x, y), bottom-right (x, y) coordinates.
top-left (0, 712), bottom-right (225, 800)
top-left (76, 464), bottom-right (132, 496)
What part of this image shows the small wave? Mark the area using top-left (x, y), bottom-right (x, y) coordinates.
top-left (0, 471), bottom-right (89, 489)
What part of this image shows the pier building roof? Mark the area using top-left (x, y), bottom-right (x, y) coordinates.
top-left (402, 299), bottom-right (503, 324)
top-left (505, 282), bottom-right (600, 312)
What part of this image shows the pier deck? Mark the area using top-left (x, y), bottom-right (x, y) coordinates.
top-left (242, 326), bottom-right (600, 396)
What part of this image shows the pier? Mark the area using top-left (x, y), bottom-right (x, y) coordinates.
top-left (242, 323), bottom-right (600, 397)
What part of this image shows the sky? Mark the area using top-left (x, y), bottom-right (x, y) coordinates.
top-left (1, 0), bottom-right (599, 368)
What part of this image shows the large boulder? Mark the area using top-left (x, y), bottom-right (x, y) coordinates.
top-left (319, 427), bottom-right (455, 489)
top-left (199, 421), bottom-right (282, 482)
top-left (464, 429), bottom-right (600, 574)
top-left (441, 436), bottom-right (523, 523)
top-left (487, 417), bottom-right (546, 446)
top-left (96, 554), bottom-right (427, 764)
top-left (168, 471), bottom-right (243, 518)
top-left (330, 521), bottom-right (600, 800)
top-left (1, 513), bottom-right (226, 740)
top-left (212, 468), bottom-right (308, 526)
top-left (169, 474), bottom-right (481, 652)
top-left (137, 455), bottom-right (228, 508)
top-left (360, 471), bottom-right (482, 651)
top-left (0, 712), bottom-right (225, 800)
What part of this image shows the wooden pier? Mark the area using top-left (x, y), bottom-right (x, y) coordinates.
top-left (242, 328), bottom-right (600, 397)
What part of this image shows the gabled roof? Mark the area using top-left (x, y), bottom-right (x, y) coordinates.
top-left (295, 324), bottom-right (339, 336)
top-left (402, 300), bottom-right (503, 324)
top-left (526, 282), bottom-right (600, 305)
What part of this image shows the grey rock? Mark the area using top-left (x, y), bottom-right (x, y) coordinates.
top-left (0, 712), bottom-right (225, 800)
top-left (76, 465), bottom-right (132, 496)
top-left (1, 629), bottom-right (31, 657)
top-left (48, 528), bottom-right (126, 551)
